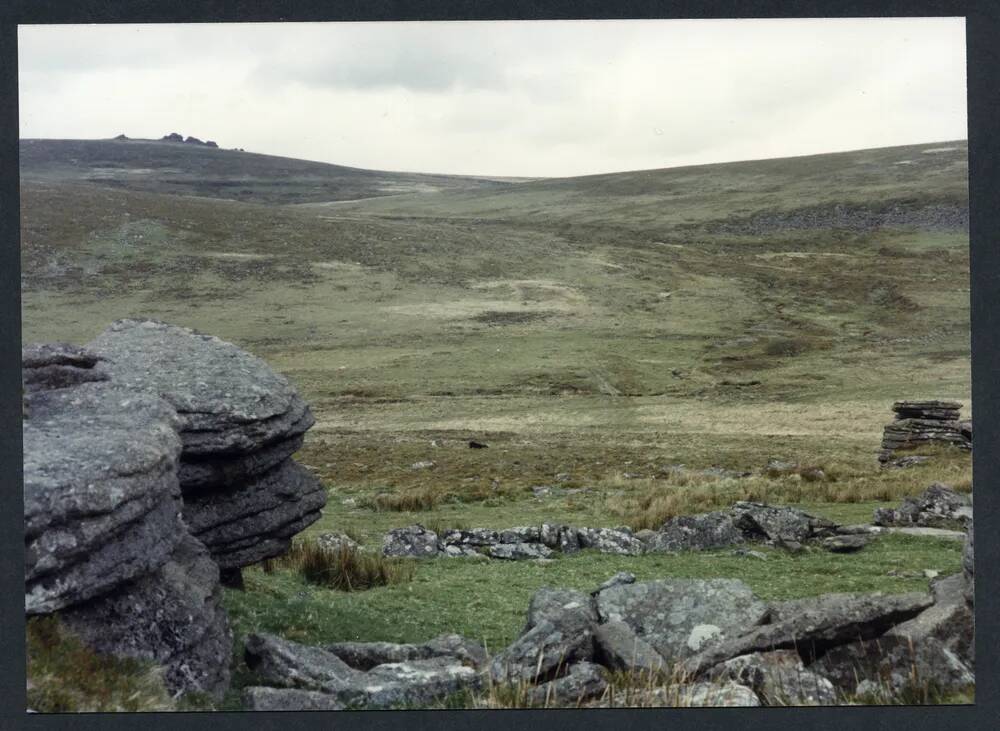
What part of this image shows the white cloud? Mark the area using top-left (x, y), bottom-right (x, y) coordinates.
top-left (18, 18), bottom-right (967, 177)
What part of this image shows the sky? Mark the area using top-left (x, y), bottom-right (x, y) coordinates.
top-left (18, 18), bottom-right (968, 178)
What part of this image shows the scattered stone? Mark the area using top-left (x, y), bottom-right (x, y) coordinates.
top-left (576, 527), bottom-right (645, 555)
top-left (764, 459), bottom-right (798, 477)
top-left (683, 592), bottom-right (934, 677)
top-left (410, 460), bottom-right (436, 470)
top-left (596, 579), bottom-right (770, 663)
top-left (488, 618), bottom-right (595, 684)
top-left (648, 511), bottom-right (745, 553)
top-left (489, 542), bottom-right (554, 560)
top-left (382, 525), bottom-right (442, 558)
top-left (731, 502), bottom-right (838, 544)
top-left (731, 549), bottom-right (769, 560)
top-left (243, 686), bottom-right (346, 711)
top-left (468, 440), bottom-right (488, 449)
top-left (822, 534), bottom-right (871, 553)
top-left (326, 634), bottom-right (487, 672)
top-left (709, 650), bottom-right (838, 705)
top-left (592, 571), bottom-right (637, 595)
top-left (316, 532), bottom-right (361, 554)
top-left (363, 657), bottom-right (482, 708)
top-left (884, 456), bottom-right (932, 470)
top-left (244, 632), bottom-right (364, 697)
top-left (873, 483), bottom-right (972, 529)
top-left (525, 588), bottom-right (598, 632)
top-left (528, 662), bottom-right (608, 706)
top-left (593, 620), bottom-right (666, 673)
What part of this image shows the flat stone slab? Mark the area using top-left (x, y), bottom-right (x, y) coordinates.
top-left (682, 591), bottom-right (934, 677)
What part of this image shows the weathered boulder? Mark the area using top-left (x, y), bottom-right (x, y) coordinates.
top-left (488, 618), bottom-right (594, 684)
top-left (382, 525), bottom-right (441, 558)
top-left (593, 620), bottom-right (667, 673)
top-left (682, 591), bottom-right (934, 677)
top-left (363, 657), bottom-right (482, 708)
top-left (490, 589), bottom-right (599, 685)
top-left (888, 573), bottom-right (974, 667)
top-left (731, 502), bottom-right (837, 544)
top-left (873, 483), bottom-right (972, 529)
top-left (648, 511), bottom-right (745, 553)
top-left (181, 460), bottom-right (326, 569)
top-left (60, 533), bottom-right (232, 698)
top-left (316, 532), bottom-right (362, 554)
top-left (596, 579), bottom-right (770, 663)
top-left (525, 588), bottom-right (598, 633)
top-left (709, 650), bottom-right (838, 705)
top-left (22, 343), bottom-right (109, 393)
top-left (24, 383), bottom-right (186, 614)
top-left (528, 662), bottom-right (608, 706)
top-left (576, 527), bottom-right (645, 555)
top-left (810, 634), bottom-right (973, 695)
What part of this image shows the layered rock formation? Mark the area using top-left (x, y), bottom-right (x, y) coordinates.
top-left (24, 320), bottom-right (328, 699)
top-left (22, 373), bottom-right (232, 697)
top-left (87, 319), bottom-right (325, 573)
top-left (879, 400), bottom-right (971, 465)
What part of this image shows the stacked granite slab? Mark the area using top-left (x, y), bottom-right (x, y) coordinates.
top-left (87, 319), bottom-right (326, 573)
top-left (22, 342), bottom-right (110, 394)
top-left (878, 400), bottom-right (971, 465)
top-left (23, 370), bottom-right (232, 697)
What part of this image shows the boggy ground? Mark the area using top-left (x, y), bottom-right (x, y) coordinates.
top-left (20, 138), bottom-right (971, 709)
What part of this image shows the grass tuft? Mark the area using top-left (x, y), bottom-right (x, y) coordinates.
top-left (262, 540), bottom-right (414, 592)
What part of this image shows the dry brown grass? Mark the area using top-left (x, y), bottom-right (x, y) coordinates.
top-left (261, 540), bottom-right (414, 591)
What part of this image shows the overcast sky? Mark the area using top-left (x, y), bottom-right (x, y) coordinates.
top-left (18, 19), bottom-right (967, 178)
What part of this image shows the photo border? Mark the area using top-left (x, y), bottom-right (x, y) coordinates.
top-left (2, 2), bottom-right (996, 730)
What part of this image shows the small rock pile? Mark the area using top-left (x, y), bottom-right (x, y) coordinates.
top-left (873, 483), bottom-right (972, 530)
top-left (878, 401), bottom-right (971, 466)
top-left (241, 550), bottom-right (975, 709)
top-left (379, 503), bottom-right (846, 562)
top-left (23, 374), bottom-right (232, 697)
top-left (87, 320), bottom-right (326, 581)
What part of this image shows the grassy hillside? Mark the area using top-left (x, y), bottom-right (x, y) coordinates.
top-left (19, 138), bottom-right (521, 205)
top-left (20, 138), bottom-right (973, 707)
